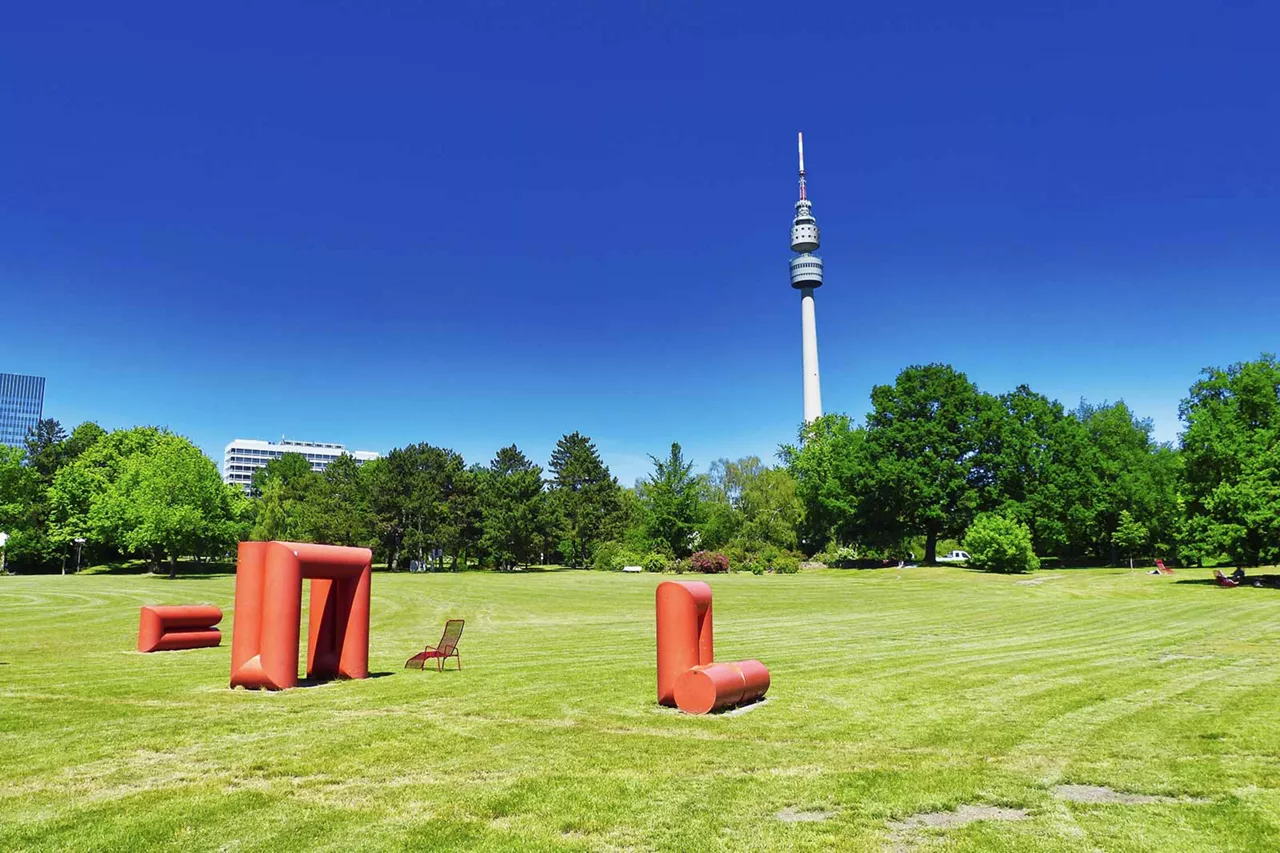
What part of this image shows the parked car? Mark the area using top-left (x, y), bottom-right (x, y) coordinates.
top-left (936, 550), bottom-right (971, 563)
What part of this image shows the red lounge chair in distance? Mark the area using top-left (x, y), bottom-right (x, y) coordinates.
top-left (406, 619), bottom-right (464, 671)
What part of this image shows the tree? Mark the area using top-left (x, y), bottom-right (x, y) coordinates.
top-left (480, 445), bottom-right (546, 568)
top-left (95, 433), bottom-right (247, 576)
top-left (781, 414), bottom-right (868, 554)
top-left (702, 456), bottom-right (801, 552)
top-left (547, 432), bottom-right (623, 566)
top-left (1074, 401), bottom-right (1179, 564)
top-left (301, 453), bottom-right (374, 547)
top-left (249, 453), bottom-right (322, 542)
top-left (1180, 354), bottom-right (1280, 566)
top-left (860, 364), bottom-right (992, 563)
top-left (367, 444), bottom-right (473, 570)
top-left (640, 443), bottom-right (702, 558)
top-left (1112, 509), bottom-right (1149, 569)
top-left (24, 418), bottom-right (68, 480)
top-left (47, 426), bottom-right (166, 564)
top-left (0, 445), bottom-right (41, 567)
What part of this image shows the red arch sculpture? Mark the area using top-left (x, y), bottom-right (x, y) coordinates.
top-left (229, 541), bottom-right (372, 691)
top-left (655, 580), bottom-right (770, 714)
top-left (137, 605), bottom-right (223, 652)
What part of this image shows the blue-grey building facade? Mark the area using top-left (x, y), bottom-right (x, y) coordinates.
top-left (0, 373), bottom-right (46, 448)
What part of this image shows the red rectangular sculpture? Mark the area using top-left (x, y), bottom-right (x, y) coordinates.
top-left (229, 541), bottom-right (372, 690)
top-left (137, 605), bottom-right (223, 652)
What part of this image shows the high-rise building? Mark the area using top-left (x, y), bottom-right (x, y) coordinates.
top-left (223, 438), bottom-right (380, 493)
top-left (0, 373), bottom-right (45, 449)
top-left (789, 133), bottom-right (824, 424)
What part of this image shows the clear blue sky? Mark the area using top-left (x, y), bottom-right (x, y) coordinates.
top-left (2, 2), bottom-right (1277, 486)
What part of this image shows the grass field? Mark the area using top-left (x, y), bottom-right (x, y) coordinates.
top-left (2, 566), bottom-right (1278, 851)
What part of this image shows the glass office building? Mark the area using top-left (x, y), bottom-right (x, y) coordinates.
top-left (0, 373), bottom-right (45, 449)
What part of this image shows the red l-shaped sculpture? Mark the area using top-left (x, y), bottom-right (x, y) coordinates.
top-left (655, 580), bottom-right (769, 714)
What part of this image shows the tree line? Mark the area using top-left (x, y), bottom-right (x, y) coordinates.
top-left (2, 353), bottom-right (1276, 574)
top-left (784, 354), bottom-right (1280, 568)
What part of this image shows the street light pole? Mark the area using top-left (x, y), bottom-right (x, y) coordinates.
top-left (0, 531), bottom-right (9, 575)
top-left (74, 538), bottom-right (86, 573)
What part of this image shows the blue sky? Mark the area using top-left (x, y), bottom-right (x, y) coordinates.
top-left (2, 1), bottom-right (1277, 486)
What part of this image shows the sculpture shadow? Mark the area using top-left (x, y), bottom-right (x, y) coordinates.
top-left (292, 671), bottom-right (396, 689)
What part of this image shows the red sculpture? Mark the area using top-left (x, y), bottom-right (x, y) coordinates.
top-left (229, 541), bottom-right (372, 690)
top-left (655, 580), bottom-right (770, 714)
top-left (137, 605), bottom-right (223, 652)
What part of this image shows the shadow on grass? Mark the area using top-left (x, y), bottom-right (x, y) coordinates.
top-left (75, 560), bottom-right (237, 579)
top-left (1175, 575), bottom-right (1280, 589)
top-left (291, 671), bottom-right (396, 689)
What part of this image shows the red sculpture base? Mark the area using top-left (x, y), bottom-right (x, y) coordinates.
top-left (673, 660), bottom-right (770, 715)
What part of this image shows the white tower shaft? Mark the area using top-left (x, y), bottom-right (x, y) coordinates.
top-left (800, 287), bottom-right (822, 422)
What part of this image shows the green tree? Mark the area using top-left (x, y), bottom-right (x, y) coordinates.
top-left (547, 432), bottom-right (623, 566)
top-left (481, 445), bottom-right (547, 568)
top-left (24, 418), bottom-right (68, 480)
top-left (300, 453), bottom-right (374, 547)
top-left (368, 444), bottom-right (473, 570)
top-left (640, 443), bottom-right (702, 558)
top-left (1112, 509), bottom-right (1149, 569)
top-left (1074, 401), bottom-right (1179, 564)
top-left (1180, 354), bottom-right (1280, 566)
top-left (0, 445), bottom-right (42, 568)
top-left (703, 456), bottom-right (801, 552)
top-left (97, 433), bottom-right (247, 576)
top-left (249, 452), bottom-right (322, 542)
top-left (781, 414), bottom-right (868, 554)
top-left (860, 364), bottom-right (992, 564)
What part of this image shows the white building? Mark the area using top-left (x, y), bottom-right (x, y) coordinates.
top-left (223, 438), bottom-right (380, 493)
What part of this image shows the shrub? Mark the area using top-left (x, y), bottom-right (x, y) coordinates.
top-left (743, 561), bottom-right (765, 575)
top-left (814, 545), bottom-right (859, 568)
top-left (592, 541), bottom-right (641, 572)
top-left (771, 552), bottom-right (801, 574)
top-left (641, 552), bottom-right (668, 573)
top-left (963, 513), bottom-right (1040, 574)
top-left (689, 550), bottom-right (730, 574)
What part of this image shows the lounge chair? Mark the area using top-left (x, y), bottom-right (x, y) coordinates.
top-left (1214, 570), bottom-right (1240, 588)
top-left (1153, 559), bottom-right (1173, 576)
top-left (405, 619), bottom-right (465, 671)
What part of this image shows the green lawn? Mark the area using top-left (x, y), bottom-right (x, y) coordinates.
top-left (2, 566), bottom-right (1278, 851)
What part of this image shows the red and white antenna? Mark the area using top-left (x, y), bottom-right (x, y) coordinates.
top-left (797, 132), bottom-right (807, 200)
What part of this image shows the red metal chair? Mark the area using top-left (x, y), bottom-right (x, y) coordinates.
top-left (1214, 570), bottom-right (1240, 588)
top-left (1155, 559), bottom-right (1174, 576)
top-left (405, 619), bottom-right (465, 671)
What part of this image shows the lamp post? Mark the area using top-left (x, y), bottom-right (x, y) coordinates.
top-left (73, 538), bottom-right (86, 574)
top-left (0, 531), bottom-right (9, 575)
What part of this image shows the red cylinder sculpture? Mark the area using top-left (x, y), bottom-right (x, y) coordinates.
top-left (137, 605), bottom-right (223, 652)
top-left (673, 660), bottom-right (771, 715)
top-left (656, 580), bottom-right (769, 713)
top-left (229, 541), bottom-right (372, 690)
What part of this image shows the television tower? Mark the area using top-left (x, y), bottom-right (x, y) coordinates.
top-left (789, 132), bottom-right (823, 424)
